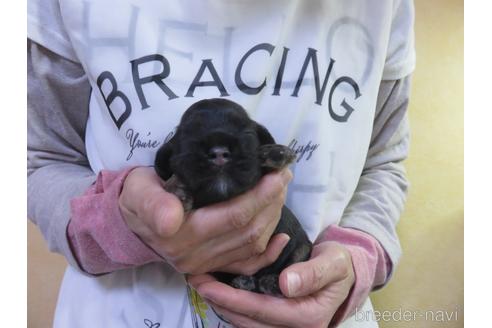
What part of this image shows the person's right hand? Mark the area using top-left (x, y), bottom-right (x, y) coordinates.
top-left (119, 166), bottom-right (292, 276)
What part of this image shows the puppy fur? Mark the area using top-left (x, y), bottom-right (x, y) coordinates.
top-left (154, 98), bottom-right (312, 296)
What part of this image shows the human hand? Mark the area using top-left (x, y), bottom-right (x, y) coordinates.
top-left (188, 241), bottom-right (355, 328)
top-left (119, 166), bottom-right (292, 275)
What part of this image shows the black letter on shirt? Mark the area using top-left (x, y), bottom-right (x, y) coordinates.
top-left (131, 54), bottom-right (178, 110)
top-left (186, 59), bottom-right (230, 97)
top-left (235, 43), bottom-right (275, 95)
top-left (272, 47), bottom-right (290, 96)
top-left (328, 76), bottom-right (362, 122)
top-left (96, 71), bottom-right (132, 130)
top-left (292, 48), bottom-right (335, 106)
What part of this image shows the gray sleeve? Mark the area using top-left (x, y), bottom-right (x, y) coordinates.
top-left (340, 77), bottom-right (412, 273)
top-left (27, 39), bottom-right (95, 269)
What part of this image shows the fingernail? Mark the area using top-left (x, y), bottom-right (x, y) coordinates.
top-left (281, 170), bottom-right (293, 185)
top-left (280, 234), bottom-right (291, 247)
top-left (287, 272), bottom-right (301, 296)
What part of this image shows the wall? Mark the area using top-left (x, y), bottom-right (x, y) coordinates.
top-left (371, 0), bottom-right (464, 327)
top-left (27, 221), bottom-right (66, 328)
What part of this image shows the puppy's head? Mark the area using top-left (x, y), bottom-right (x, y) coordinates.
top-left (155, 98), bottom-right (275, 207)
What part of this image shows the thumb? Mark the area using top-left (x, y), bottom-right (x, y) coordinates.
top-left (279, 242), bottom-right (352, 298)
top-left (148, 189), bottom-right (185, 238)
top-left (128, 168), bottom-right (185, 238)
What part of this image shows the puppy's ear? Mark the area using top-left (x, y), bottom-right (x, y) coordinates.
top-left (154, 139), bottom-right (175, 180)
top-left (255, 123), bottom-right (275, 145)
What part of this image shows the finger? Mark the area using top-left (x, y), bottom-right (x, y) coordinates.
top-left (218, 233), bottom-right (290, 275)
top-left (178, 200), bottom-right (284, 269)
top-left (121, 167), bottom-right (185, 238)
top-left (208, 301), bottom-right (284, 328)
top-left (120, 203), bottom-right (157, 241)
top-left (192, 199), bottom-right (284, 265)
top-left (196, 230), bottom-right (288, 274)
top-left (279, 242), bottom-right (353, 298)
top-left (187, 170), bottom-right (289, 240)
top-left (120, 167), bottom-right (162, 215)
top-left (194, 278), bottom-right (301, 325)
top-left (277, 168), bottom-right (294, 186)
top-left (187, 273), bottom-right (218, 289)
top-left (187, 275), bottom-right (274, 328)
top-left (165, 204), bottom-right (282, 274)
top-left (140, 188), bottom-right (185, 238)
top-left (247, 200), bottom-right (285, 256)
top-left (192, 241), bottom-right (261, 273)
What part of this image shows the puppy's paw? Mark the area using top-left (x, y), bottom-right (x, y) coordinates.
top-left (258, 144), bottom-right (296, 170)
top-left (258, 274), bottom-right (282, 297)
top-left (164, 175), bottom-right (194, 212)
top-left (230, 275), bottom-right (257, 292)
top-left (290, 243), bottom-right (313, 264)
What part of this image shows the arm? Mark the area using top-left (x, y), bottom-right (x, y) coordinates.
top-left (339, 77), bottom-right (411, 271)
top-left (318, 76), bottom-right (412, 324)
top-left (188, 76), bottom-right (412, 328)
top-left (28, 39), bottom-right (166, 273)
top-left (27, 39), bottom-right (95, 271)
top-left (28, 40), bottom-right (291, 276)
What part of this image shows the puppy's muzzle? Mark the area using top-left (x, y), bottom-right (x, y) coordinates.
top-left (208, 146), bottom-right (230, 166)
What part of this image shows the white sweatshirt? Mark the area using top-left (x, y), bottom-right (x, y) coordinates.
top-left (28, 0), bottom-right (415, 327)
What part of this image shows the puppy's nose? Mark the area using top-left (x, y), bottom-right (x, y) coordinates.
top-left (208, 146), bottom-right (230, 166)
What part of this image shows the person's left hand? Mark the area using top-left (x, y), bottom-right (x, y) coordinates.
top-left (188, 241), bottom-right (355, 328)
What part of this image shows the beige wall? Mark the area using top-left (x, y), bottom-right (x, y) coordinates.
top-left (27, 0), bottom-right (463, 327)
top-left (27, 221), bottom-right (66, 328)
top-left (371, 0), bottom-right (464, 327)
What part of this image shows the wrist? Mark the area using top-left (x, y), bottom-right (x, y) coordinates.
top-left (317, 225), bottom-right (391, 325)
top-left (68, 166), bottom-right (162, 275)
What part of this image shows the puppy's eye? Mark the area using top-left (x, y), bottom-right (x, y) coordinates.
top-left (239, 133), bottom-right (259, 151)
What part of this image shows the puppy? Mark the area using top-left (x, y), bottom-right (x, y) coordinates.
top-left (154, 98), bottom-right (312, 296)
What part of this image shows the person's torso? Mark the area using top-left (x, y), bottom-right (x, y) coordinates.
top-left (55, 1), bottom-right (399, 326)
